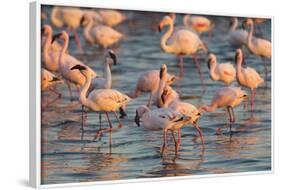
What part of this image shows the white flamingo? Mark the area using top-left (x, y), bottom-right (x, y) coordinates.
top-left (135, 105), bottom-right (191, 155)
top-left (228, 17), bottom-right (248, 47)
top-left (127, 64), bottom-right (176, 107)
top-left (158, 15), bottom-right (207, 85)
top-left (97, 10), bottom-right (126, 27)
top-left (70, 64), bottom-right (131, 138)
top-left (207, 53), bottom-right (236, 85)
top-left (52, 31), bottom-right (97, 99)
top-left (82, 14), bottom-right (124, 48)
top-left (51, 6), bottom-right (84, 52)
top-left (242, 18), bottom-right (271, 74)
top-left (201, 86), bottom-right (248, 125)
top-left (235, 49), bottom-right (264, 111)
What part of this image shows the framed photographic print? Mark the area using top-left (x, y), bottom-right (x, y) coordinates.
top-left (29, 0), bottom-right (273, 188)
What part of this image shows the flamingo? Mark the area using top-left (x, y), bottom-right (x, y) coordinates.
top-left (97, 10), bottom-right (126, 27)
top-left (228, 17), bottom-right (248, 48)
top-left (41, 24), bottom-right (65, 53)
top-left (127, 64), bottom-right (176, 107)
top-left (160, 84), bottom-right (204, 148)
top-left (207, 53), bottom-right (236, 85)
top-left (70, 64), bottom-right (131, 138)
top-left (242, 18), bottom-right (272, 74)
top-left (183, 15), bottom-right (214, 35)
top-left (235, 49), bottom-right (264, 111)
top-left (158, 15), bottom-right (207, 85)
top-left (135, 105), bottom-right (191, 155)
top-left (52, 31), bottom-right (97, 99)
top-left (201, 86), bottom-right (248, 125)
top-left (50, 6), bottom-right (84, 52)
top-left (82, 14), bottom-right (124, 48)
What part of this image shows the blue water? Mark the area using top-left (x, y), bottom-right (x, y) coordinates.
top-left (41, 5), bottom-right (271, 185)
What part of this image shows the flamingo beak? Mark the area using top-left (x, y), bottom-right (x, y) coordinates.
top-left (134, 111), bottom-right (140, 127)
top-left (119, 107), bottom-right (127, 119)
top-left (193, 122), bottom-right (205, 145)
top-left (158, 24), bottom-right (162, 32)
top-left (109, 51), bottom-right (117, 65)
top-left (80, 16), bottom-right (85, 26)
top-left (70, 65), bottom-right (87, 71)
top-left (50, 77), bottom-right (60, 82)
top-left (207, 59), bottom-right (211, 69)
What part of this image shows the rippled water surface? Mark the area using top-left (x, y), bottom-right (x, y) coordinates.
top-left (41, 6), bottom-right (272, 185)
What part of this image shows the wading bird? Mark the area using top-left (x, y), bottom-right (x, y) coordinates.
top-left (228, 17), bottom-right (248, 48)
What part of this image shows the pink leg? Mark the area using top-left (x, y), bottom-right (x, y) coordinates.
top-left (193, 54), bottom-right (205, 92)
top-left (243, 97), bottom-right (248, 110)
top-left (177, 129), bottom-right (181, 148)
top-left (161, 129), bottom-right (168, 155)
top-left (172, 131), bottom-right (179, 155)
top-left (71, 28), bottom-right (83, 53)
top-left (178, 56), bottom-right (184, 77)
top-left (250, 89), bottom-right (256, 112)
top-left (94, 112), bottom-right (113, 140)
top-left (113, 111), bottom-right (122, 128)
top-left (66, 82), bottom-right (73, 101)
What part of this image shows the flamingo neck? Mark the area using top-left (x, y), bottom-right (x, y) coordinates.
top-left (209, 61), bottom-right (219, 80)
top-left (103, 59), bottom-right (112, 89)
top-left (59, 36), bottom-right (69, 65)
top-left (80, 73), bottom-right (93, 109)
top-left (230, 18), bottom-right (238, 31)
top-left (83, 18), bottom-right (95, 43)
top-left (160, 22), bottom-right (174, 53)
top-left (183, 15), bottom-right (191, 27)
top-left (247, 22), bottom-right (254, 50)
top-left (43, 31), bottom-right (52, 62)
top-left (202, 104), bottom-right (217, 112)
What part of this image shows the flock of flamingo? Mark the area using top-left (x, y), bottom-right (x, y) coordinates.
top-left (41, 6), bottom-right (271, 155)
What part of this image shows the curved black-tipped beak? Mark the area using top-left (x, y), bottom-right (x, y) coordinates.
top-left (51, 33), bottom-right (62, 44)
top-left (108, 51), bottom-right (117, 65)
top-left (70, 65), bottom-right (87, 71)
top-left (80, 16), bottom-right (85, 26)
top-left (134, 110), bottom-right (140, 127)
top-left (50, 77), bottom-right (60, 82)
top-left (158, 25), bottom-right (162, 32)
top-left (207, 59), bottom-right (211, 70)
top-left (119, 107), bottom-right (127, 119)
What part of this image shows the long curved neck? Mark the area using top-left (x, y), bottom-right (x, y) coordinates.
top-left (230, 18), bottom-right (238, 31)
top-left (43, 31), bottom-right (52, 61)
top-left (103, 60), bottom-right (112, 89)
top-left (209, 61), bottom-right (219, 80)
top-left (83, 18), bottom-right (95, 43)
top-left (80, 73), bottom-right (92, 108)
top-left (202, 104), bottom-right (217, 112)
top-left (236, 57), bottom-right (243, 80)
top-left (59, 36), bottom-right (69, 65)
top-left (247, 22), bottom-right (254, 50)
top-left (160, 22), bottom-right (174, 53)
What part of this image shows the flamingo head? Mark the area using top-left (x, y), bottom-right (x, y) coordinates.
top-left (105, 49), bottom-right (117, 67)
top-left (41, 24), bottom-right (52, 35)
top-left (242, 18), bottom-right (254, 29)
top-left (135, 105), bottom-right (149, 126)
top-left (207, 53), bottom-right (216, 69)
top-left (158, 16), bottom-right (173, 32)
top-left (235, 48), bottom-right (245, 65)
top-left (159, 64), bottom-right (168, 79)
top-left (51, 31), bottom-right (68, 44)
top-left (70, 64), bottom-right (92, 78)
top-left (166, 74), bottom-right (177, 85)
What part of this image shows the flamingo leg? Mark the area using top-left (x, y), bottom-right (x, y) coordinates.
top-left (93, 112), bottom-right (113, 140)
top-left (113, 111), bottom-right (122, 128)
top-left (178, 56), bottom-right (184, 77)
top-left (172, 131), bottom-right (179, 155)
top-left (99, 113), bottom-right (102, 130)
top-left (193, 123), bottom-right (205, 145)
top-left (161, 129), bottom-right (168, 155)
top-left (146, 92), bottom-right (153, 108)
top-left (177, 129), bottom-right (181, 149)
top-left (71, 28), bottom-right (83, 53)
top-left (227, 106), bottom-right (233, 123)
top-left (49, 86), bottom-right (62, 98)
top-left (66, 82), bottom-right (73, 101)
top-left (250, 89), bottom-right (257, 112)
top-left (263, 58), bottom-right (268, 78)
top-left (81, 105), bottom-right (85, 131)
top-left (192, 54), bottom-right (205, 92)
top-left (230, 106), bottom-right (235, 123)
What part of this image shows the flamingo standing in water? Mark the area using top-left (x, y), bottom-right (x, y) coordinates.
top-left (235, 49), bottom-right (264, 111)
top-left (127, 65), bottom-right (176, 107)
top-left (201, 86), bottom-right (248, 126)
top-left (51, 6), bottom-right (84, 52)
top-left (160, 84), bottom-right (204, 149)
top-left (70, 64), bottom-right (131, 139)
top-left (207, 53), bottom-right (236, 85)
top-left (242, 18), bottom-right (272, 74)
top-left (158, 15), bottom-right (207, 85)
top-left (228, 17), bottom-right (248, 48)
top-left (82, 14), bottom-right (124, 48)
top-left (52, 31), bottom-right (97, 99)
top-left (135, 105), bottom-right (192, 155)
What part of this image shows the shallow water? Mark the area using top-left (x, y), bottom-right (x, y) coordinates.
top-left (41, 6), bottom-right (272, 185)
